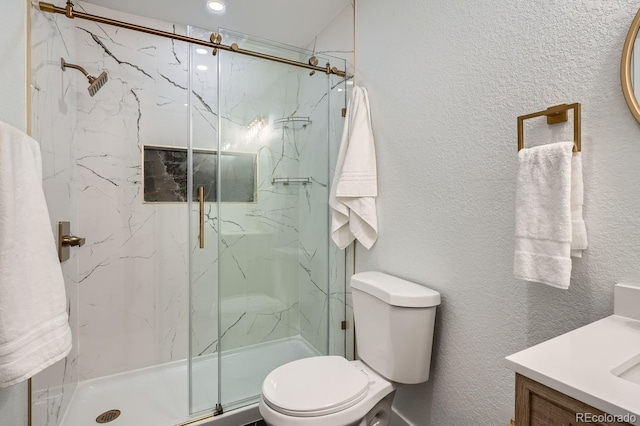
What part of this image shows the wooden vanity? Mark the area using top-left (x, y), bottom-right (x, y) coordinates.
top-left (515, 374), bottom-right (633, 426)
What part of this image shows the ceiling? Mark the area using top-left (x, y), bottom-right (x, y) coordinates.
top-left (81, 0), bottom-right (351, 48)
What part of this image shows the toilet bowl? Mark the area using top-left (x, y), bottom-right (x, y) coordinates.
top-left (259, 271), bottom-right (441, 426)
top-left (259, 358), bottom-right (397, 426)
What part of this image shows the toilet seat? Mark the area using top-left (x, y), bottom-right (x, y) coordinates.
top-left (262, 356), bottom-right (370, 417)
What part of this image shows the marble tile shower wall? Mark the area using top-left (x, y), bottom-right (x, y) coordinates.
top-left (295, 76), bottom-right (332, 354)
top-left (296, 70), bottom-right (351, 355)
top-left (30, 5), bottom-right (79, 426)
top-left (70, 2), bottom-right (193, 380)
top-left (211, 44), bottom-right (307, 353)
top-left (211, 44), bottom-right (349, 356)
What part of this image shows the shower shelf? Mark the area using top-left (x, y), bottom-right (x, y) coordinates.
top-left (273, 116), bottom-right (312, 129)
top-left (273, 116), bottom-right (311, 124)
top-left (272, 177), bottom-right (311, 186)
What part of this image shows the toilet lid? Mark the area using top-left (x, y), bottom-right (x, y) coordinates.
top-left (262, 356), bottom-right (370, 417)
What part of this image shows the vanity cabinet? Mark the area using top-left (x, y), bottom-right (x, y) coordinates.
top-left (515, 374), bottom-right (633, 426)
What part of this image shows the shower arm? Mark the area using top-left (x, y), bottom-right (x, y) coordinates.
top-left (60, 58), bottom-right (90, 78)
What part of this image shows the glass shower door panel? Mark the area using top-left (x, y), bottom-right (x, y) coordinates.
top-left (217, 31), bottom-right (332, 409)
top-left (188, 25), bottom-right (221, 415)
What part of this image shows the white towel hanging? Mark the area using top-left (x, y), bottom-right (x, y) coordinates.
top-left (330, 86), bottom-right (378, 250)
top-left (513, 141), bottom-right (587, 289)
top-left (0, 121), bottom-right (71, 387)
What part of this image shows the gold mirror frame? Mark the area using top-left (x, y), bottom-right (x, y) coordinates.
top-left (621, 8), bottom-right (640, 124)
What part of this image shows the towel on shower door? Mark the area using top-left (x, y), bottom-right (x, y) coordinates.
top-left (0, 121), bottom-right (71, 387)
top-left (330, 86), bottom-right (378, 249)
top-left (513, 141), bottom-right (587, 289)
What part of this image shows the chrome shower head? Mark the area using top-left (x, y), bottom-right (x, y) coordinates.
top-left (61, 57), bottom-right (108, 97)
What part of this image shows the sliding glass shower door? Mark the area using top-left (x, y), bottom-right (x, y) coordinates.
top-left (188, 27), bottom-right (343, 414)
top-left (188, 25), bottom-right (221, 415)
top-left (217, 31), bottom-right (332, 411)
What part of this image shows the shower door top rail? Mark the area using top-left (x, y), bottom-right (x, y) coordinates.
top-left (39, 1), bottom-right (347, 78)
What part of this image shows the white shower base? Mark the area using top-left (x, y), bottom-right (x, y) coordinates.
top-left (60, 336), bottom-right (319, 426)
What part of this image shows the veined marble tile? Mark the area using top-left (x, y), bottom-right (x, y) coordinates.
top-left (30, 3), bottom-right (80, 425)
top-left (66, 2), bottom-right (194, 379)
top-left (190, 203), bottom-right (220, 358)
top-left (154, 205), bottom-right (189, 361)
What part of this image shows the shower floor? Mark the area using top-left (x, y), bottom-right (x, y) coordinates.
top-left (60, 336), bottom-right (319, 426)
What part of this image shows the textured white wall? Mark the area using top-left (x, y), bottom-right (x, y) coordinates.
top-left (357, 1), bottom-right (640, 425)
top-left (0, 1), bottom-right (28, 425)
top-left (0, 0), bottom-right (26, 130)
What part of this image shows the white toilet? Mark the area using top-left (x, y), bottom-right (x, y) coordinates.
top-left (259, 271), bottom-right (441, 426)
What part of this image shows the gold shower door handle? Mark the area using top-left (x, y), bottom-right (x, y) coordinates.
top-left (198, 186), bottom-right (204, 249)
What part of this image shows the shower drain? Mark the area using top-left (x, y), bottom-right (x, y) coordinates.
top-left (95, 409), bottom-right (121, 423)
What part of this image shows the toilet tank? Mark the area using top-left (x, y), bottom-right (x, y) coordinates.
top-left (351, 271), bottom-right (441, 384)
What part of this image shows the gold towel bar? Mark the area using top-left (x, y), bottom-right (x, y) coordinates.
top-left (517, 103), bottom-right (581, 152)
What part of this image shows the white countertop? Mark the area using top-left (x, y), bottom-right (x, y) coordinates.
top-left (505, 314), bottom-right (640, 425)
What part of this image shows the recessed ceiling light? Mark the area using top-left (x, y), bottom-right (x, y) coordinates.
top-left (197, 65), bottom-right (208, 71)
top-left (207, 0), bottom-right (225, 12)
top-left (195, 48), bottom-right (207, 55)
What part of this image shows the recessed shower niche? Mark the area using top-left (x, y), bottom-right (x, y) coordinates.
top-left (29, 1), bottom-right (351, 424)
top-left (142, 145), bottom-right (257, 203)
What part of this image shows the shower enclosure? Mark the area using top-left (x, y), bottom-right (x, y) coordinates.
top-left (30, 2), bottom-right (348, 425)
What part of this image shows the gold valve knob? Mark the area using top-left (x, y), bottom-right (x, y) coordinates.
top-left (61, 235), bottom-right (85, 247)
top-left (57, 221), bottom-right (85, 262)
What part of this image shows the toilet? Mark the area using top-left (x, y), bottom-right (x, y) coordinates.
top-left (259, 271), bottom-right (441, 426)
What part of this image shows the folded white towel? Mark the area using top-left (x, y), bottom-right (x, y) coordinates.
top-left (514, 142), bottom-right (584, 289)
top-left (0, 121), bottom-right (71, 387)
top-left (330, 86), bottom-right (378, 249)
top-left (570, 152), bottom-right (588, 257)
